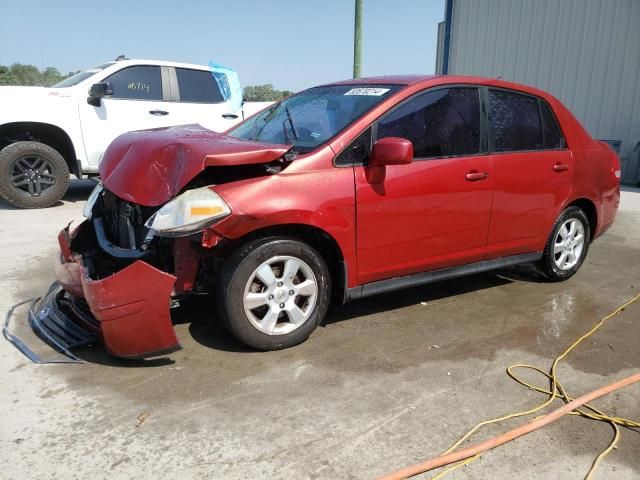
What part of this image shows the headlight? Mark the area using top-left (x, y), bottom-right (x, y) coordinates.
top-left (83, 182), bottom-right (103, 219)
top-left (144, 186), bottom-right (231, 236)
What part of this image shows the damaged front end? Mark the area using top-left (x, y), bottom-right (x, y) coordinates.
top-left (25, 187), bottom-right (225, 360)
top-left (5, 126), bottom-right (294, 362)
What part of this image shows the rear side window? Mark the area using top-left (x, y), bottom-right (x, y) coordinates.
top-left (377, 87), bottom-right (480, 158)
top-left (176, 68), bottom-right (224, 103)
top-left (489, 89), bottom-right (542, 152)
top-left (104, 66), bottom-right (163, 101)
top-left (540, 100), bottom-right (565, 149)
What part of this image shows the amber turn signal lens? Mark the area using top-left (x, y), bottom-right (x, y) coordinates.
top-left (190, 206), bottom-right (225, 216)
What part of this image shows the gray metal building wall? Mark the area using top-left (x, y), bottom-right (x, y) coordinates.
top-left (437, 0), bottom-right (640, 179)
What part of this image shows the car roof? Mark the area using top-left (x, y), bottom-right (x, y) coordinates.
top-left (324, 74), bottom-right (554, 98)
top-left (326, 75), bottom-right (442, 86)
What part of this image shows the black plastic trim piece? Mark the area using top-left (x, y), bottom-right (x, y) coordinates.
top-left (346, 252), bottom-right (542, 301)
top-left (92, 217), bottom-right (152, 260)
top-left (3, 284), bottom-right (96, 364)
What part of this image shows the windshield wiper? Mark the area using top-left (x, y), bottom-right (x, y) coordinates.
top-left (251, 103), bottom-right (280, 141)
top-left (284, 106), bottom-right (298, 140)
top-left (282, 119), bottom-right (292, 144)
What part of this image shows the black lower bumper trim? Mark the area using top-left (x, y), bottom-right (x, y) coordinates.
top-left (3, 283), bottom-right (97, 364)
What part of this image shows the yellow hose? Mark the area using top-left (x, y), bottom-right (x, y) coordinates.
top-left (377, 292), bottom-right (640, 480)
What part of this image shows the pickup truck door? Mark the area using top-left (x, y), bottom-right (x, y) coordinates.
top-left (164, 66), bottom-right (243, 133)
top-left (78, 65), bottom-right (174, 168)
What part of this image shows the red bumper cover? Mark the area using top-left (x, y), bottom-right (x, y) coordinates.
top-left (55, 225), bottom-right (180, 358)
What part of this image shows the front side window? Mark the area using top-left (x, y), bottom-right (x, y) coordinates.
top-left (335, 127), bottom-right (372, 165)
top-left (104, 66), bottom-right (163, 101)
top-left (228, 84), bottom-right (401, 153)
top-left (489, 89), bottom-right (543, 152)
top-left (376, 87), bottom-right (481, 158)
top-left (176, 68), bottom-right (224, 103)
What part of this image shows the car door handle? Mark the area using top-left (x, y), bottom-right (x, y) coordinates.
top-left (553, 163), bottom-right (569, 172)
top-left (149, 110), bottom-right (169, 116)
top-left (465, 171), bottom-right (489, 181)
top-left (222, 113), bottom-right (239, 119)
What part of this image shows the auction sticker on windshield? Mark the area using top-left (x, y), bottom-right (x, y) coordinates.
top-left (344, 87), bottom-right (390, 96)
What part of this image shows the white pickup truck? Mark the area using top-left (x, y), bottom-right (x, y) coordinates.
top-left (0, 58), bottom-right (271, 208)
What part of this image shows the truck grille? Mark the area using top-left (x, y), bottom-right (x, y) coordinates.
top-left (97, 190), bottom-right (156, 249)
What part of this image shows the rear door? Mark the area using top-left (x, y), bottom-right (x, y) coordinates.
top-left (78, 65), bottom-right (173, 168)
top-left (354, 86), bottom-right (494, 284)
top-left (485, 88), bottom-right (572, 258)
top-left (167, 67), bottom-right (242, 132)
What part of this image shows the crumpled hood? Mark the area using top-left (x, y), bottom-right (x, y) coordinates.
top-left (100, 124), bottom-right (291, 206)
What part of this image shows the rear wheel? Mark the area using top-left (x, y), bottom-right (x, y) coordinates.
top-left (217, 237), bottom-right (331, 350)
top-left (0, 141), bottom-right (70, 208)
top-left (538, 206), bottom-right (590, 281)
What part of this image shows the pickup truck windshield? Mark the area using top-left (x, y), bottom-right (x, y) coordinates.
top-left (52, 63), bottom-right (115, 88)
top-left (228, 84), bottom-right (401, 153)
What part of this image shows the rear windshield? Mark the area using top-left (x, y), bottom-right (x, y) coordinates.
top-left (228, 84), bottom-right (402, 153)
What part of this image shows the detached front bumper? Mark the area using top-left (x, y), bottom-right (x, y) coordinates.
top-left (38, 221), bottom-right (181, 359)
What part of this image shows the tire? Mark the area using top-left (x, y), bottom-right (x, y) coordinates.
top-left (0, 141), bottom-right (70, 208)
top-left (537, 206), bottom-right (590, 282)
top-left (217, 237), bottom-right (331, 350)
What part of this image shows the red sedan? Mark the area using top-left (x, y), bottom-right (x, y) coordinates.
top-left (25, 75), bottom-right (620, 359)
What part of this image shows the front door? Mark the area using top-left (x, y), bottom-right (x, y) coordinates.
top-left (78, 65), bottom-right (173, 168)
top-left (355, 87), bottom-right (494, 284)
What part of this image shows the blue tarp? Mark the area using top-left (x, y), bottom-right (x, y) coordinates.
top-left (209, 62), bottom-right (242, 113)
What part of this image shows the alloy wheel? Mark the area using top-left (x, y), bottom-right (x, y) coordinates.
top-left (243, 255), bottom-right (318, 335)
top-left (553, 218), bottom-right (585, 271)
top-left (10, 155), bottom-right (57, 197)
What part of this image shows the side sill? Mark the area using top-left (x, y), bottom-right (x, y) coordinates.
top-left (346, 252), bottom-right (542, 301)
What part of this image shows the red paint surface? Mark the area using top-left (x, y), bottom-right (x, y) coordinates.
top-left (213, 76), bottom-right (617, 286)
top-left (81, 261), bottom-right (179, 358)
top-left (173, 237), bottom-right (199, 294)
top-left (100, 124), bottom-right (290, 207)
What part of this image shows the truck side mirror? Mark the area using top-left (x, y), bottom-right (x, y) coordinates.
top-left (87, 82), bottom-right (113, 107)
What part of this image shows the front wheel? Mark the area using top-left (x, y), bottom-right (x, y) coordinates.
top-left (538, 206), bottom-right (590, 281)
top-left (217, 237), bottom-right (331, 350)
top-left (0, 141), bottom-right (70, 209)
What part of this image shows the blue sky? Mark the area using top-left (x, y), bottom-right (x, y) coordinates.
top-left (0, 0), bottom-right (444, 91)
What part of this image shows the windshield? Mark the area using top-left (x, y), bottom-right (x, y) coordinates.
top-left (228, 84), bottom-right (401, 153)
top-left (52, 63), bottom-right (115, 88)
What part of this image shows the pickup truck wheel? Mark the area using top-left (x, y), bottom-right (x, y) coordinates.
top-left (217, 237), bottom-right (331, 350)
top-left (538, 206), bottom-right (590, 282)
top-left (0, 141), bottom-right (70, 209)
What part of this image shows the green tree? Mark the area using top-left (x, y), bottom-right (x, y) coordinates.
top-left (0, 63), bottom-right (76, 87)
top-left (243, 84), bottom-right (293, 102)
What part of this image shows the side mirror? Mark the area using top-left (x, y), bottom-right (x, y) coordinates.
top-left (87, 82), bottom-right (113, 107)
top-left (365, 137), bottom-right (413, 184)
top-left (369, 137), bottom-right (413, 167)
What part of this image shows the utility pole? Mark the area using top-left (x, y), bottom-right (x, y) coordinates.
top-left (353, 0), bottom-right (363, 78)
